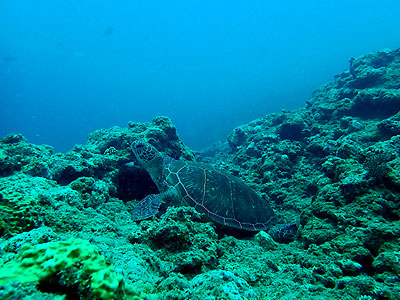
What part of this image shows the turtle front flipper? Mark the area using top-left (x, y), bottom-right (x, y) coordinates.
top-left (132, 194), bottom-right (164, 221)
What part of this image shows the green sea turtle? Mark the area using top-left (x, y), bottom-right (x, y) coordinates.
top-left (131, 141), bottom-right (297, 240)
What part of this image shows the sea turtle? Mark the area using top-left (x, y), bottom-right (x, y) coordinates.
top-left (130, 140), bottom-right (297, 240)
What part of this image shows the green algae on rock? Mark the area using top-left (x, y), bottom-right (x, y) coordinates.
top-left (0, 239), bottom-right (146, 300)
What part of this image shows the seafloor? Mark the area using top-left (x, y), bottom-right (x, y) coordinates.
top-left (1, 48), bottom-right (400, 300)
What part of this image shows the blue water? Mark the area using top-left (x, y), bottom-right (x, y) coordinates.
top-left (1, 1), bottom-right (400, 152)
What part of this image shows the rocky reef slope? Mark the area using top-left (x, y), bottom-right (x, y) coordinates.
top-left (1, 48), bottom-right (400, 299)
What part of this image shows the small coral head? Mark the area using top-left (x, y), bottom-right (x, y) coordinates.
top-left (131, 141), bottom-right (159, 165)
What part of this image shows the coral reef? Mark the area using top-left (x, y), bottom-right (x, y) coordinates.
top-left (1, 49), bottom-right (400, 299)
top-left (215, 48), bottom-right (400, 299)
top-left (0, 239), bottom-right (145, 299)
top-left (0, 183), bottom-right (41, 236)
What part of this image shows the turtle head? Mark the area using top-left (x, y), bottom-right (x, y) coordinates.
top-left (131, 141), bottom-right (161, 167)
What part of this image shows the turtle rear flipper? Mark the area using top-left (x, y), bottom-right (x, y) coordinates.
top-left (132, 194), bottom-right (164, 221)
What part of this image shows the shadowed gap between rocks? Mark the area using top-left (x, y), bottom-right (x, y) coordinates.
top-left (116, 165), bottom-right (159, 202)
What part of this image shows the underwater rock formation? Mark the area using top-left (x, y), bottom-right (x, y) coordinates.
top-left (1, 48), bottom-right (400, 299)
top-left (0, 239), bottom-right (144, 299)
top-left (218, 48), bottom-right (400, 299)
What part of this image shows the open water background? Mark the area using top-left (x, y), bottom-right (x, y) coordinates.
top-left (1, 0), bottom-right (400, 152)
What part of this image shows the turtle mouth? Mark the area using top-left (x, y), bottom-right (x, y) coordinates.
top-left (131, 140), bottom-right (145, 149)
top-left (131, 141), bottom-right (146, 154)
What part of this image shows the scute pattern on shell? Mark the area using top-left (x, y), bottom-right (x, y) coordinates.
top-left (163, 160), bottom-right (278, 231)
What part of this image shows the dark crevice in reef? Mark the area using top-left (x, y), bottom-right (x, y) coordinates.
top-left (57, 165), bottom-right (93, 186)
top-left (116, 165), bottom-right (159, 202)
top-left (37, 275), bottom-right (81, 300)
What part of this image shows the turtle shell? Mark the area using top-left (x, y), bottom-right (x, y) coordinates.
top-left (163, 160), bottom-right (278, 231)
